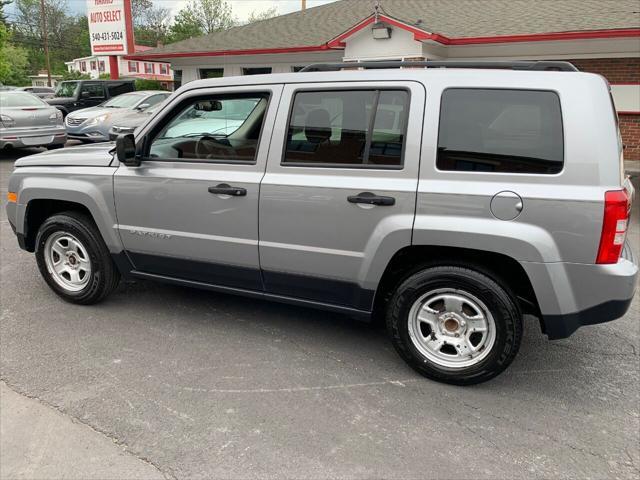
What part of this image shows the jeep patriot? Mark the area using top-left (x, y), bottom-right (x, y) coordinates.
top-left (6, 61), bottom-right (637, 384)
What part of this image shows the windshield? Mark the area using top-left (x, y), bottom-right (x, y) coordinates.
top-left (55, 81), bottom-right (79, 98)
top-left (0, 92), bottom-right (48, 108)
top-left (103, 93), bottom-right (145, 108)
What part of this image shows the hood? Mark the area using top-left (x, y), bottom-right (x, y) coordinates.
top-left (14, 142), bottom-right (115, 168)
top-left (68, 106), bottom-right (112, 119)
top-left (46, 97), bottom-right (75, 106)
top-left (112, 111), bottom-right (151, 129)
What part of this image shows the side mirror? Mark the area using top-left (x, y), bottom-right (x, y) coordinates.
top-left (80, 91), bottom-right (90, 99)
top-left (136, 103), bottom-right (150, 111)
top-left (116, 133), bottom-right (139, 167)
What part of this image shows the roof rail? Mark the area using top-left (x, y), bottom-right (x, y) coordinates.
top-left (299, 60), bottom-right (579, 72)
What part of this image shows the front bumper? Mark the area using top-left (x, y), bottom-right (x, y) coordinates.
top-left (524, 243), bottom-right (638, 339)
top-left (0, 126), bottom-right (66, 148)
top-left (66, 122), bottom-right (109, 142)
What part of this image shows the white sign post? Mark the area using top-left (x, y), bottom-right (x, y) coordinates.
top-left (86, 0), bottom-right (134, 78)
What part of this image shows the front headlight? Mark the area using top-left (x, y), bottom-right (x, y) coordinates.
top-left (49, 110), bottom-right (63, 125)
top-left (86, 113), bottom-right (110, 126)
top-left (0, 114), bottom-right (15, 128)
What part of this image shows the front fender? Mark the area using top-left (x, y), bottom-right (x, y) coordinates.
top-left (13, 167), bottom-right (121, 252)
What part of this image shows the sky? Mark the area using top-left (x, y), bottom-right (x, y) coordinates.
top-left (5, 0), bottom-right (339, 23)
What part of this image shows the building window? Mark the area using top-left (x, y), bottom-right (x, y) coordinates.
top-left (98, 61), bottom-right (105, 72)
top-left (436, 88), bottom-right (564, 174)
top-left (283, 89), bottom-right (409, 168)
top-left (173, 70), bottom-right (182, 90)
top-left (90, 60), bottom-right (97, 70)
top-left (159, 64), bottom-right (168, 75)
top-left (199, 68), bottom-right (224, 79)
top-left (128, 61), bottom-right (138, 73)
top-left (80, 61), bottom-right (87, 72)
top-left (145, 63), bottom-right (154, 74)
top-left (242, 67), bottom-right (272, 76)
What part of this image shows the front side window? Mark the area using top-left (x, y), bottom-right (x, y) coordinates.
top-left (55, 81), bottom-right (78, 98)
top-left (283, 89), bottom-right (409, 167)
top-left (437, 89), bottom-right (564, 174)
top-left (148, 93), bottom-right (270, 163)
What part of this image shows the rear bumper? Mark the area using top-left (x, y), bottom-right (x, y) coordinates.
top-left (542, 297), bottom-right (634, 340)
top-left (523, 244), bottom-right (638, 339)
top-left (0, 126), bottom-right (66, 148)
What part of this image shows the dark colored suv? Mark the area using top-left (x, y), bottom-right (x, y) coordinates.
top-left (46, 80), bottom-right (135, 116)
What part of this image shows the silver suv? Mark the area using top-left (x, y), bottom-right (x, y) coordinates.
top-left (6, 61), bottom-right (637, 385)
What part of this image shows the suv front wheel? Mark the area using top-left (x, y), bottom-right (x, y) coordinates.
top-left (387, 266), bottom-right (522, 385)
top-left (35, 212), bottom-right (120, 304)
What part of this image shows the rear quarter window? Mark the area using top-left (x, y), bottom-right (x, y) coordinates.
top-left (437, 88), bottom-right (564, 174)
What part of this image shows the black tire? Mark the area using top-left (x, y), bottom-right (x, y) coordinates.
top-left (386, 266), bottom-right (522, 385)
top-left (35, 211), bottom-right (120, 304)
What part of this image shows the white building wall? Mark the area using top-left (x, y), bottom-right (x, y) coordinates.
top-left (170, 50), bottom-right (343, 83)
top-left (343, 27), bottom-right (422, 61)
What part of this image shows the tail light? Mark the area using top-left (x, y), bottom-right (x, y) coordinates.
top-left (596, 189), bottom-right (631, 264)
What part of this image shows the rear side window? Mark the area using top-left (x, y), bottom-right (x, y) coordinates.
top-left (283, 89), bottom-right (409, 167)
top-left (107, 82), bottom-right (134, 97)
top-left (437, 89), bottom-right (564, 174)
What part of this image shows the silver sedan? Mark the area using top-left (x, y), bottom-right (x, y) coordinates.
top-left (0, 91), bottom-right (66, 150)
top-left (65, 91), bottom-right (170, 143)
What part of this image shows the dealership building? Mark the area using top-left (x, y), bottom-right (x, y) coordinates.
top-left (128, 0), bottom-right (640, 159)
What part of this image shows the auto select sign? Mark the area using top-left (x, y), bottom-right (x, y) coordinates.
top-left (87, 0), bottom-right (131, 55)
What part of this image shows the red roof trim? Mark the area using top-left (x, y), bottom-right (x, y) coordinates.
top-left (618, 111), bottom-right (640, 115)
top-left (126, 45), bottom-right (331, 60)
top-left (327, 14), bottom-right (432, 47)
top-left (434, 28), bottom-right (640, 45)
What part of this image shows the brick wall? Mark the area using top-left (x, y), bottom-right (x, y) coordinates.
top-left (569, 58), bottom-right (640, 84)
top-left (569, 58), bottom-right (640, 161)
top-left (620, 115), bottom-right (640, 161)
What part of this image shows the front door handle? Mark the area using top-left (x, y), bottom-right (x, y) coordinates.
top-left (347, 192), bottom-right (395, 206)
top-left (208, 183), bottom-right (247, 197)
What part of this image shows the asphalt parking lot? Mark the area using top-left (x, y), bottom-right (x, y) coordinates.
top-left (1, 147), bottom-right (639, 479)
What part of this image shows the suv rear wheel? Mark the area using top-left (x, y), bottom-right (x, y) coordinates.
top-left (386, 266), bottom-right (522, 385)
top-left (35, 212), bottom-right (120, 304)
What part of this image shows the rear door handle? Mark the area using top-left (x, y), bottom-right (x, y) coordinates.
top-left (208, 183), bottom-right (247, 196)
top-left (347, 192), bottom-right (395, 206)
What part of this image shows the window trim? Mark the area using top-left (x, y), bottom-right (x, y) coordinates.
top-left (435, 87), bottom-right (565, 176)
top-left (280, 87), bottom-right (411, 170)
top-left (141, 91), bottom-right (273, 166)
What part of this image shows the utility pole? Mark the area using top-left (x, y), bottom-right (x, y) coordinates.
top-left (301, 0), bottom-right (306, 11)
top-left (39, 0), bottom-right (52, 87)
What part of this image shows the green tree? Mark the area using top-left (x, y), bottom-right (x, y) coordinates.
top-left (0, 24), bottom-right (30, 85)
top-left (247, 6), bottom-right (278, 24)
top-left (168, 0), bottom-right (235, 43)
top-left (167, 7), bottom-right (203, 43)
top-left (135, 5), bottom-right (171, 46)
top-left (62, 69), bottom-right (91, 80)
